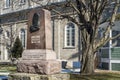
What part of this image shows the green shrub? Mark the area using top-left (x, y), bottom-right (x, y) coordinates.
top-left (11, 36), bottom-right (23, 58)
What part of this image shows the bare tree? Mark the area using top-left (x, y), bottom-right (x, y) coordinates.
top-left (72, 0), bottom-right (120, 74)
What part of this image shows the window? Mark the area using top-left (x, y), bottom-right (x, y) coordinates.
top-left (19, 0), bottom-right (26, 4)
top-left (0, 19), bottom-right (1, 23)
top-left (65, 22), bottom-right (75, 47)
top-left (20, 29), bottom-right (26, 47)
top-left (5, 0), bottom-right (11, 8)
top-left (6, 31), bottom-right (9, 37)
top-left (112, 30), bottom-right (120, 47)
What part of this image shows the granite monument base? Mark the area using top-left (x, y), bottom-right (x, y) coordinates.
top-left (17, 60), bottom-right (61, 74)
top-left (17, 49), bottom-right (61, 74)
top-left (8, 73), bottom-right (70, 80)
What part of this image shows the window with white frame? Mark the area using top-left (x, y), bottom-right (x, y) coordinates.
top-left (20, 29), bottom-right (26, 48)
top-left (5, 0), bottom-right (11, 8)
top-left (19, 0), bottom-right (26, 4)
top-left (65, 22), bottom-right (75, 47)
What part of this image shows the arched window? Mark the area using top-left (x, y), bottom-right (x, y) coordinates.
top-left (20, 29), bottom-right (25, 48)
top-left (65, 22), bottom-right (75, 47)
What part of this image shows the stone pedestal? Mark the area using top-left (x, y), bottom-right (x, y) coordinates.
top-left (17, 49), bottom-right (61, 74)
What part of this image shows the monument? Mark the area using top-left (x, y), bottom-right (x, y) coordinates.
top-left (9, 9), bottom-right (70, 80)
top-left (17, 9), bottom-right (61, 74)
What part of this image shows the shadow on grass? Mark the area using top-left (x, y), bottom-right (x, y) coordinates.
top-left (70, 73), bottom-right (120, 80)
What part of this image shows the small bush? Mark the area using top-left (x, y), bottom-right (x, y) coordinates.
top-left (11, 37), bottom-right (23, 59)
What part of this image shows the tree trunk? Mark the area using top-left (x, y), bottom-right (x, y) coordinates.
top-left (80, 47), bottom-right (95, 74)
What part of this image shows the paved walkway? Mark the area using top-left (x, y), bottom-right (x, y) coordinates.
top-left (0, 72), bottom-right (9, 75)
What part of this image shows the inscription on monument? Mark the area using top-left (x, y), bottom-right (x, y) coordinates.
top-left (31, 36), bottom-right (40, 43)
top-left (22, 51), bottom-right (46, 60)
top-left (23, 54), bottom-right (45, 60)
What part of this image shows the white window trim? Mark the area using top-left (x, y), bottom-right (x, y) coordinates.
top-left (4, 0), bottom-right (11, 8)
top-left (20, 29), bottom-right (26, 48)
top-left (64, 22), bottom-right (75, 48)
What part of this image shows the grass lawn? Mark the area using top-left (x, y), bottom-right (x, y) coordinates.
top-left (70, 70), bottom-right (120, 80)
top-left (0, 65), bottom-right (120, 80)
top-left (0, 65), bottom-right (16, 72)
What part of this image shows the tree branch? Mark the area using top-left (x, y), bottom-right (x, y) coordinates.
top-left (95, 0), bottom-right (119, 51)
top-left (70, 2), bottom-right (80, 14)
top-left (102, 0), bottom-right (119, 40)
top-left (51, 9), bottom-right (82, 26)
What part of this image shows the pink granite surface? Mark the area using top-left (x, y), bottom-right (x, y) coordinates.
top-left (17, 60), bottom-right (61, 74)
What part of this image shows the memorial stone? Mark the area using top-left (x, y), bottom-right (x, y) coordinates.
top-left (17, 9), bottom-right (61, 74)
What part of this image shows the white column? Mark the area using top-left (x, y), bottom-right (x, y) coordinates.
top-left (0, 2), bottom-right (3, 15)
top-left (25, 28), bottom-right (27, 49)
top-left (58, 19), bottom-right (61, 59)
top-left (0, 45), bottom-right (3, 60)
top-left (109, 29), bottom-right (112, 70)
top-left (0, 35), bottom-right (4, 60)
top-left (4, 48), bottom-right (8, 60)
